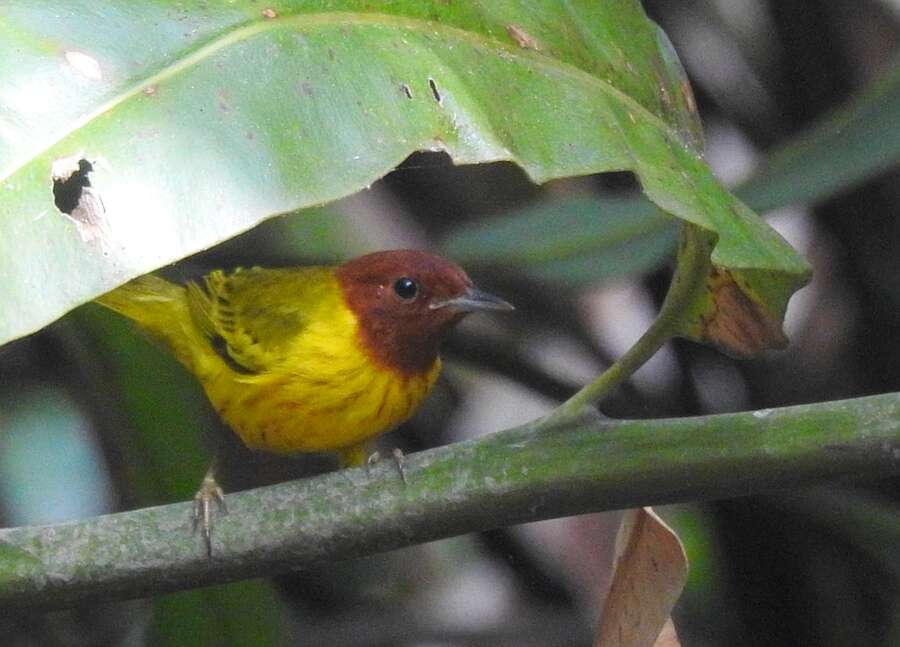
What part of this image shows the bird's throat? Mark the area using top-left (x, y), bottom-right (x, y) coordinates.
top-left (352, 312), bottom-right (444, 378)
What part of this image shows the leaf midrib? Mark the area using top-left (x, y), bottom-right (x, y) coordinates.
top-left (1, 11), bottom-right (687, 183)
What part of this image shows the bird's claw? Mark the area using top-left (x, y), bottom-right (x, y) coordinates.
top-left (192, 472), bottom-right (227, 559)
top-left (365, 450), bottom-right (381, 475)
top-left (391, 447), bottom-right (408, 484)
top-left (365, 448), bottom-right (408, 484)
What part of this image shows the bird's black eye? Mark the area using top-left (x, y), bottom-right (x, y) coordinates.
top-left (393, 277), bottom-right (418, 300)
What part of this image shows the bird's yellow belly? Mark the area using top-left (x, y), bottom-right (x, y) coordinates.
top-left (202, 358), bottom-right (441, 455)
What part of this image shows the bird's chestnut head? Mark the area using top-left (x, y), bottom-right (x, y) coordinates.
top-left (336, 250), bottom-right (512, 376)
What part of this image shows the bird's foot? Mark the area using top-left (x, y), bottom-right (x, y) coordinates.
top-left (391, 447), bottom-right (408, 484)
top-left (365, 448), bottom-right (407, 484)
top-left (192, 466), bottom-right (227, 558)
top-left (365, 450), bottom-right (381, 474)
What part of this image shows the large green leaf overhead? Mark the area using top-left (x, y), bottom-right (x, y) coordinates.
top-left (0, 1), bottom-right (808, 345)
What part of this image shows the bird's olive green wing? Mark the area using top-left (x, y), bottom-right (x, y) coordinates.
top-left (187, 266), bottom-right (335, 374)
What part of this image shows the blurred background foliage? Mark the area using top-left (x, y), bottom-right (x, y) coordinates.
top-left (2, 1), bottom-right (900, 645)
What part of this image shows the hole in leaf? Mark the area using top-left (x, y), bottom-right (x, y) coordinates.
top-left (51, 155), bottom-right (108, 243)
top-left (401, 83), bottom-right (413, 99)
top-left (53, 158), bottom-right (93, 215)
top-left (428, 78), bottom-right (442, 103)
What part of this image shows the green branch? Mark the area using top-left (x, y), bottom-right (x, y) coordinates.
top-left (2, 392), bottom-right (900, 609)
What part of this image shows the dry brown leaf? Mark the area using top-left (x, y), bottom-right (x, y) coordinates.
top-left (697, 267), bottom-right (789, 358)
top-left (673, 226), bottom-right (797, 359)
top-left (653, 618), bottom-right (682, 647)
top-left (505, 24), bottom-right (543, 50)
top-left (594, 508), bottom-right (688, 647)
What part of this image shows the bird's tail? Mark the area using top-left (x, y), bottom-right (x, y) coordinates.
top-left (95, 275), bottom-right (197, 369)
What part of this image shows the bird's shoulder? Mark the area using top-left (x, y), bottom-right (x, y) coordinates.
top-left (186, 265), bottom-right (339, 374)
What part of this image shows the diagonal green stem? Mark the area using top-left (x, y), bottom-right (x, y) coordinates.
top-left (550, 224), bottom-right (711, 420)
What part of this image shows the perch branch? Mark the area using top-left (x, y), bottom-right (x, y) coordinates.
top-left (1, 393), bottom-right (899, 608)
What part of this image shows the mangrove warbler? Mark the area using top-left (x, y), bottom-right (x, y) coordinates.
top-left (96, 249), bottom-right (512, 552)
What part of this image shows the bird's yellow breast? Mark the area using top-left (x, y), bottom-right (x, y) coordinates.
top-left (193, 278), bottom-right (441, 455)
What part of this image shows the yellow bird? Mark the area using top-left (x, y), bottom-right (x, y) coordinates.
top-left (96, 249), bottom-right (512, 553)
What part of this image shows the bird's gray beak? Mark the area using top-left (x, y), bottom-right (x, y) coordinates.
top-left (430, 286), bottom-right (514, 312)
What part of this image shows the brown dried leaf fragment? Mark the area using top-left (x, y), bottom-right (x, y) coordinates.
top-left (671, 225), bottom-right (800, 359)
top-left (595, 508), bottom-right (687, 647)
top-left (699, 267), bottom-right (789, 358)
top-left (506, 24), bottom-right (542, 51)
top-left (653, 618), bottom-right (682, 647)
top-left (680, 80), bottom-right (698, 118)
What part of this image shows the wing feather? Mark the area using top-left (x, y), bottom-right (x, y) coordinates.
top-left (187, 266), bottom-right (332, 374)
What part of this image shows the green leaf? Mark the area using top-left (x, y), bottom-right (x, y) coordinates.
top-left (444, 195), bottom-right (678, 286)
top-left (739, 60), bottom-right (900, 213)
top-left (72, 307), bottom-right (213, 502)
top-left (151, 581), bottom-right (284, 647)
top-left (0, 0), bottom-right (805, 346)
top-left (447, 60), bottom-right (900, 288)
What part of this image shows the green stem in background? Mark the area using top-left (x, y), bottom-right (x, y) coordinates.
top-left (551, 224), bottom-right (712, 419)
top-left (2, 392), bottom-right (898, 610)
